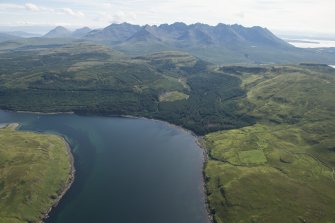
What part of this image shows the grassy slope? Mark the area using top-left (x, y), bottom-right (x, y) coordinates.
top-left (159, 91), bottom-right (189, 102)
top-left (0, 125), bottom-right (72, 223)
top-left (204, 65), bottom-right (335, 223)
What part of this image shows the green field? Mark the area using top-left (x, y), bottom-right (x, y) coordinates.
top-left (159, 91), bottom-right (189, 102)
top-left (0, 124), bottom-right (73, 223)
top-left (204, 64), bottom-right (335, 223)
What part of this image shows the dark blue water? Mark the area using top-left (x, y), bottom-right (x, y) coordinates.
top-left (0, 110), bottom-right (209, 223)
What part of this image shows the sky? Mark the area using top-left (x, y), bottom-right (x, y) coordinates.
top-left (0, 0), bottom-right (334, 36)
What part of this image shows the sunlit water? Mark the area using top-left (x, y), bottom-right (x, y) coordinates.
top-left (286, 38), bottom-right (335, 48)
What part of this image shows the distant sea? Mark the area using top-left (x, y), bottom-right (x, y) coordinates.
top-left (286, 38), bottom-right (335, 48)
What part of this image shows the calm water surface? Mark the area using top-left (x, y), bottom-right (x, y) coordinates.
top-left (0, 110), bottom-right (209, 223)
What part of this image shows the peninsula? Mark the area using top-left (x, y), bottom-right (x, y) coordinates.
top-left (0, 123), bottom-right (73, 223)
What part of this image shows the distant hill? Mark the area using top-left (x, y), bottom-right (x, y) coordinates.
top-left (85, 23), bottom-right (141, 43)
top-left (43, 26), bottom-right (93, 39)
top-left (44, 26), bottom-right (72, 38)
top-left (5, 31), bottom-right (40, 38)
top-left (72, 27), bottom-right (92, 38)
top-left (0, 32), bottom-right (21, 43)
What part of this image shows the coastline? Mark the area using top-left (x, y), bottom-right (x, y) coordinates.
top-left (0, 122), bottom-right (21, 130)
top-left (196, 136), bottom-right (213, 223)
top-left (16, 110), bottom-right (75, 115)
top-left (41, 136), bottom-right (75, 223)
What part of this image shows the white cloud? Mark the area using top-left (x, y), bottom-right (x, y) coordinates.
top-left (0, 0), bottom-right (334, 35)
top-left (0, 3), bottom-right (24, 10)
top-left (25, 3), bottom-right (40, 11)
top-left (98, 11), bottom-right (137, 24)
top-left (1, 3), bottom-right (84, 18)
top-left (61, 8), bottom-right (85, 17)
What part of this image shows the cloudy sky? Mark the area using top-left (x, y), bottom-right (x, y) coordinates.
top-left (0, 0), bottom-right (334, 35)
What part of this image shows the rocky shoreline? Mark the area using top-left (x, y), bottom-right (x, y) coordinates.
top-left (41, 137), bottom-right (75, 223)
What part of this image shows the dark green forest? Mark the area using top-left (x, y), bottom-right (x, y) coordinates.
top-left (0, 43), bottom-right (255, 134)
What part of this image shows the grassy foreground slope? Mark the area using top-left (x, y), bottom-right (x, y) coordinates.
top-left (0, 124), bottom-right (73, 223)
top-left (205, 65), bottom-right (335, 223)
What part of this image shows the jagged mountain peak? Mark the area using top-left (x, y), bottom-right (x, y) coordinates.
top-left (82, 22), bottom-right (289, 47)
top-left (126, 27), bottom-right (162, 42)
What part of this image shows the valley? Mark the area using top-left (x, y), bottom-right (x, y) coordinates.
top-left (0, 22), bottom-right (334, 223)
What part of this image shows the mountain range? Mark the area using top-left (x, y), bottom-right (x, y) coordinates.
top-left (87, 22), bottom-right (289, 47)
top-left (1, 22), bottom-right (335, 64)
top-left (41, 22), bottom-right (335, 64)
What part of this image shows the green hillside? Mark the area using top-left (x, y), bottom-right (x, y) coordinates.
top-left (0, 124), bottom-right (73, 223)
top-left (0, 44), bottom-right (254, 134)
top-left (204, 64), bottom-right (335, 223)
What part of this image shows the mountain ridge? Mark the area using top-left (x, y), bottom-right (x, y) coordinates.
top-left (81, 22), bottom-right (289, 48)
top-left (4, 22), bottom-right (335, 65)
top-left (44, 26), bottom-right (92, 38)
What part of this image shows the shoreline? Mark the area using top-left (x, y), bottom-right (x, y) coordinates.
top-left (0, 122), bottom-right (21, 130)
top-left (196, 136), bottom-right (213, 223)
top-left (16, 110), bottom-right (75, 115)
top-left (1, 110), bottom-right (213, 223)
top-left (41, 136), bottom-right (75, 223)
